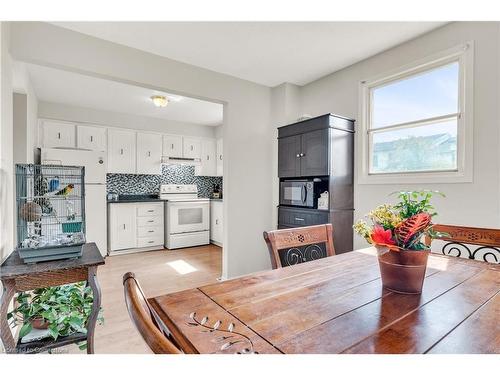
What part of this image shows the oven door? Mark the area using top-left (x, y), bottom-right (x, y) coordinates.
top-left (167, 200), bottom-right (209, 234)
top-left (280, 181), bottom-right (312, 207)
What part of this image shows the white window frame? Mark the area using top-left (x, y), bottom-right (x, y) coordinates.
top-left (358, 42), bottom-right (474, 185)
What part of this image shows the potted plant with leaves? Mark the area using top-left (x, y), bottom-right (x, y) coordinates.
top-left (353, 190), bottom-right (445, 294)
top-left (7, 282), bottom-right (103, 350)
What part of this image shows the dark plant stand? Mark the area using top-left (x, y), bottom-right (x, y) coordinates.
top-left (0, 243), bottom-right (104, 354)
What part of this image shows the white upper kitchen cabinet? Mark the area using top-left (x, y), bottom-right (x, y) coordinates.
top-left (77, 125), bottom-right (107, 151)
top-left (42, 120), bottom-right (76, 148)
top-left (137, 132), bottom-right (162, 175)
top-left (162, 134), bottom-right (183, 158)
top-left (196, 139), bottom-right (217, 176)
top-left (216, 138), bottom-right (223, 176)
top-left (107, 128), bottom-right (136, 174)
top-left (183, 137), bottom-right (202, 159)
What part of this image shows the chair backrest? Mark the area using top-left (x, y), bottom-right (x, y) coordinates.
top-left (425, 224), bottom-right (500, 264)
top-left (123, 272), bottom-right (182, 354)
top-left (263, 224), bottom-right (335, 269)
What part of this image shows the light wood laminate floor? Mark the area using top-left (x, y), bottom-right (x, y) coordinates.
top-left (68, 245), bottom-right (222, 354)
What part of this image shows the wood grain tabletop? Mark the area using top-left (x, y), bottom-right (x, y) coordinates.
top-left (149, 247), bottom-right (500, 354)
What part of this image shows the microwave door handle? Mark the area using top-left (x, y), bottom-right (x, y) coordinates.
top-left (301, 185), bottom-right (307, 203)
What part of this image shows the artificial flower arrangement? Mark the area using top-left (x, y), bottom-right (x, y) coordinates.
top-left (353, 190), bottom-right (445, 294)
top-left (354, 190), bottom-right (445, 251)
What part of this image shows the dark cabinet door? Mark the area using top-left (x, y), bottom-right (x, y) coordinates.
top-left (278, 206), bottom-right (329, 227)
top-left (278, 135), bottom-right (301, 178)
top-left (300, 129), bottom-right (329, 177)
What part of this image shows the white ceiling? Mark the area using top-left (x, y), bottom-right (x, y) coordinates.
top-left (53, 22), bottom-right (446, 87)
top-left (24, 63), bottom-right (223, 126)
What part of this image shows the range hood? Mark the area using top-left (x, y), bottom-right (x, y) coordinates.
top-left (161, 156), bottom-right (201, 166)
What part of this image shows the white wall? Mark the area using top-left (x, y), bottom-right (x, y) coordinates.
top-left (214, 124), bottom-right (223, 139)
top-left (0, 22), bottom-right (14, 262)
top-left (9, 21), bottom-right (273, 278)
top-left (270, 83), bottom-right (303, 227)
top-left (13, 93), bottom-right (28, 163)
top-left (38, 100), bottom-right (217, 139)
top-left (12, 62), bottom-right (39, 163)
top-left (298, 22), bottom-right (500, 249)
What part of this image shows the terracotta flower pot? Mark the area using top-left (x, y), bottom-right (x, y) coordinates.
top-left (31, 317), bottom-right (50, 330)
top-left (376, 246), bottom-right (430, 294)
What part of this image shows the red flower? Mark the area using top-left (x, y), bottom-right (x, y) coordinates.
top-left (370, 225), bottom-right (396, 246)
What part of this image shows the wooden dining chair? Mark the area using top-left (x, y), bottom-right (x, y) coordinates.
top-left (123, 272), bottom-right (183, 354)
top-left (263, 224), bottom-right (335, 269)
top-left (425, 224), bottom-right (500, 264)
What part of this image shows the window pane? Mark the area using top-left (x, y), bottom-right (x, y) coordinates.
top-left (370, 119), bottom-right (457, 174)
top-left (371, 62), bottom-right (459, 128)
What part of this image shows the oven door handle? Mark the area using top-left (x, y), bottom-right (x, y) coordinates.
top-left (301, 185), bottom-right (307, 204)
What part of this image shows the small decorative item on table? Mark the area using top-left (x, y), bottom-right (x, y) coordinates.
top-left (317, 191), bottom-right (329, 210)
top-left (353, 190), bottom-right (446, 294)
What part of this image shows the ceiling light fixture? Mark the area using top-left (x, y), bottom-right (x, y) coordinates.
top-left (151, 95), bottom-right (169, 107)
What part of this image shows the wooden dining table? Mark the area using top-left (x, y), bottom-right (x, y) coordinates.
top-left (148, 247), bottom-right (500, 354)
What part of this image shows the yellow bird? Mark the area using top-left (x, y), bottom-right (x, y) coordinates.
top-left (53, 183), bottom-right (74, 197)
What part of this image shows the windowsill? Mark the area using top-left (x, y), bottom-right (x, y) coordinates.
top-left (357, 170), bottom-right (473, 185)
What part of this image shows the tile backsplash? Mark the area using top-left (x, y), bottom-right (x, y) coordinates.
top-left (106, 165), bottom-right (222, 198)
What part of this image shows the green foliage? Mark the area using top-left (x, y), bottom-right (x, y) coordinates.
top-left (391, 190), bottom-right (445, 219)
top-left (7, 282), bottom-right (103, 349)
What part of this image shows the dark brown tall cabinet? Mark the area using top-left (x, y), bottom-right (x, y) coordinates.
top-left (277, 114), bottom-right (355, 253)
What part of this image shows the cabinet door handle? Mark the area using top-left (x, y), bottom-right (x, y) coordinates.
top-left (90, 135), bottom-right (93, 142)
top-left (191, 145), bottom-right (194, 151)
top-left (147, 209), bottom-right (154, 212)
top-left (207, 155), bottom-right (209, 160)
top-left (219, 155), bottom-right (222, 160)
top-left (148, 230), bottom-right (154, 233)
top-left (171, 143), bottom-right (174, 149)
top-left (294, 217), bottom-right (305, 221)
top-left (147, 220), bottom-right (154, 223)
top-left (148, 240), bottom-right (154, 244)
top-left (215, 219), bottom-right (219, 225)
top-left (300, 153), bottom-right (305, 157)
top-left (120, 148), bottom-right (124, 155)
top-left (123, 224), bottom-right (126, 229)
top-left (296, 154), bottom-right (300, 158)
top-left (148, 151), bottom-right (151, 157)
top-left (58, 132), bottom-right (61, 139)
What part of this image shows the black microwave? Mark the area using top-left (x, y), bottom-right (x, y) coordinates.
top-left (280, 179), bottom-right (328, 208)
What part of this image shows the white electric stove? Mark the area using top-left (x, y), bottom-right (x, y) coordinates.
top-left (160, 184), bottom-right (210, 249)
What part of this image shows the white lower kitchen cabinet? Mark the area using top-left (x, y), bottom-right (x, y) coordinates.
top-left (108, 202), bottom-right (164, 255)
top-left (108, 204), bottom-right (137, 251)
top-left (210, 200), bottom-right (223, 246)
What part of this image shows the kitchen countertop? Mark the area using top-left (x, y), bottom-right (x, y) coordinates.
top-left (107, 198), bottom-right (164, 204)
top-left (107, 195), bottom-right (218, 203)
top-left (107, 194), bottom-right (163, 204)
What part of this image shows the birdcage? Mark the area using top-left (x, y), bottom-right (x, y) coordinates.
top-left (15, 164), bottom-right (86, 263)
